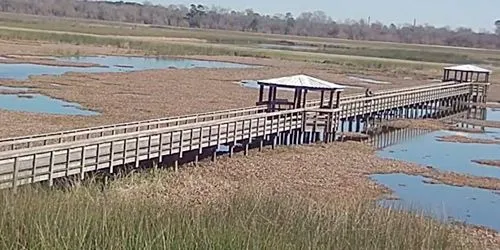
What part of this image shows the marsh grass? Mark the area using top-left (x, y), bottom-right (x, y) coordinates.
top-left (0, 184), bottom-right (467, 250)
top-left (1, 18), bottom-right (499, 68)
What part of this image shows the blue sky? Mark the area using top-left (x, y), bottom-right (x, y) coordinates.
top-left (143, 0), bottom-right (499, 32)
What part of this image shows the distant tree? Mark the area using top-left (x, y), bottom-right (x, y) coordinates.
top-left (247, 18), bottom-right (258, 32)
top-left (1, 0), bottom-right (499, 49)
top-left (185, 4), bottom-right (206, 28)
top-left (284, 12), bottom-right (295, 35)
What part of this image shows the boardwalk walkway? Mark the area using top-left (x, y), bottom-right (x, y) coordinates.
top-left (0, 81), bottom-right (488, 190)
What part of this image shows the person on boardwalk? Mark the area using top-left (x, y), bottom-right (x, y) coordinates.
top-left (365, 88), bottom-right (374, 97)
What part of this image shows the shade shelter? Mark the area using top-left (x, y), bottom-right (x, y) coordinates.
top-left (442, 65), bottom-right (491, 83)
top-left (256, 75), bottom-right (347, 112)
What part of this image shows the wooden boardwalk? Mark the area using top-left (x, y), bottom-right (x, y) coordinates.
top-left (0, 81), bottom-right (488, 190)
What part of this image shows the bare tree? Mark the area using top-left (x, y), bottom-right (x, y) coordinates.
top-left (1, 0), bottom-right (499, 49)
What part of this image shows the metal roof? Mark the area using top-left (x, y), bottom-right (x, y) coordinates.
top-left (257, 74), bottom-right (348, 90)
top-left (444, 65), bottom-right (491, 73)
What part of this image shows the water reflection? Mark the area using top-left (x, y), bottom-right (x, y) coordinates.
top-left (372, 174), bottom-right (500, 231)
top-left (0, 87), bottom-right (98, 116)
top-left (370, 108), bottom-right (500, 231)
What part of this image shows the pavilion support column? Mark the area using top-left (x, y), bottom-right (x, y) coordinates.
top-left (302, 89), bottom-right (308, 108)
top-left (272, 86), bottom-right (277, 112)
top-left (267, 85), bottom-right (274, 112)
top-left (336, 91), bottom-right (341, 108)
top-left (296, 89), bottom-right (303, 108)
top-left (258, 85), bottom-right (264, 104)
top-left (328, 90), bottom-right (335, 108)
top-left (293, 89), bottom-right (300, 109)
top-left (320, 90), bottom-right (325, 107)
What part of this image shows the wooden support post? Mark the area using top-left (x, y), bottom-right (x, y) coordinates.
top-left (244, 142), bottom-right (249, 156)
top-left (109, 141), bottom-right (115, 174)
top-left (31, 154), bottom-right (37, 184)
top-left (355, 117), bottom-right (361, 133)
top-left (212, 148), bottom-right (217, 163)
top-left (135, 136), bottom-right (140, 168)
top-left (78, 146), bottom-right (86, 181)
top-left (229, 143), bottom-right (234, 158)
top-left (49, 151), bottom-right (55, 186)
top-left (178, 131), bottom-right (184, 159)
top-left (174, 157), bottom-right (179, 172)
top-left (65, 148), bottom-right (71, 177)
top-left (158, 133), bottom-right (163, 163)
top-left (12, 157), bottom-right (18, 192)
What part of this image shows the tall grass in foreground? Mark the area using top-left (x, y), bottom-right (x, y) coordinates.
top-left (0, 185), bottom-right (467, 250)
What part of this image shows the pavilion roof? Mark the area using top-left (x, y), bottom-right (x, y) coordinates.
top-left (444, 65), bottom-right (491, 73)
top-left (257, 74), bottom-right (348, 90)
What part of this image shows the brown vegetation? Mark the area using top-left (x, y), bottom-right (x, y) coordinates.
top-left (111, 141), bottom-right (500, 246)
top-left (436, 135), bottom-right (500, 145)
top-left (0, 40), bottom-right (436, 138)
top-left (0, 54), bottom-right (105, 67)
top-left (472, 160), bottom-right (500, 168)
top-left (373, 119), bottom-right (485, 134)
top-left (453, 119), bottom-right (500, 129)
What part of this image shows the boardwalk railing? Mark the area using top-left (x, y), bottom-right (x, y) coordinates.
top-left (0, 106), bottom-right (268, 151)
top-left (0, 81), bottom-right (463, 152)
top-left (0, 81), bottom-right (481, 190)
top-left (0, 108), bottom-right (305, 190)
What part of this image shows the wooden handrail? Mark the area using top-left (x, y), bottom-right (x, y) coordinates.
top-left (0, 81), bottom-right (466, 151)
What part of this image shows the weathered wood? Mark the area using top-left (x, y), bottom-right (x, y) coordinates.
top-left (0, 82), bottom-right (484, 190)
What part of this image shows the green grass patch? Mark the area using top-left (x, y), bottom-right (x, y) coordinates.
top-left (0, 184), bottom-right (468, 249)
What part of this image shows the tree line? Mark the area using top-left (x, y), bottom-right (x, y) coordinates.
top-left (1, 0), bottom-right (500, 49)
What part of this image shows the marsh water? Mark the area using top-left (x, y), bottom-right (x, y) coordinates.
top-left (0, 56), bottom-right (250, 115)
top-left (372, 108), bottom-right (500, 231)
top-left (0, 56), bottom-right (251, 81)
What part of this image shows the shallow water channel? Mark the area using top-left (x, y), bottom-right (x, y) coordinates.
top-left (0, 56), bottom-right (250, 115)
top-left (372, 108), bottom-right (500, 231)
top-left (0, 56), bottom-right (251, 81)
